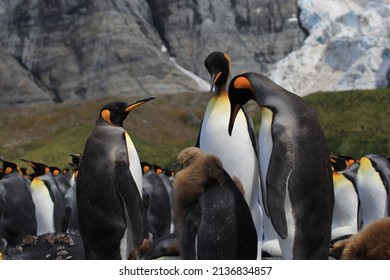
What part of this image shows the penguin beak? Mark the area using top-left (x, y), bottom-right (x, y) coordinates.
top-left (20, 159), bottom-right (35, 168)
top-left (228, 103), bottom-right (240, 136)
top-left (125, 96), bottom-right (156, 113)
top-left (210, 72), bottom-right (222, 93)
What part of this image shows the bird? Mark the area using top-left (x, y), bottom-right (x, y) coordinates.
top-left (331, 170), bottom-right (359, 241)
top-left (173, 147), bottom-right (258, 260)
top-left (330, 153), bottom-right (356, 172)
top-left (20, 159), bottom-right (65, 235)
top-left (154, 165), bottom-right (175, 233)
top-left (0, 159), bottom-right (36, 251)
top-left (196, 51), bottom-right (266, 258)
top-left (227, 72), bottom-right (334, 259)
top-left (141, 161), bottom-right (171, 241)
top-left (331, 217), bottom-right (390, 260)
top-left (76, 97), bottom-right (155, 260)
top-left (50, 166), bottom-right (71, 198)
top-left (356, 153), bottom-right (390, 228)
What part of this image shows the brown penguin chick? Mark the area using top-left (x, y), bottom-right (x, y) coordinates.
top-left (173, 147), bottom-right (257, 260)
top-left (333, 218), bottom-right (390, 260)
top-left (173, 147), bottom-right (224, 233)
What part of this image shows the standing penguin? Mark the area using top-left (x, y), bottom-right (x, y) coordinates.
top-left (50, 166), bottom-right (71, 198)
top-left (141, 161), bottom-right (171, 240)
top-left (197, 52), bottom-right (267, 258)
top-left (173, 147), bottom-right (257, 260)
top-left (63, 153), bottom-right (81, 234)
top-left (20, 159), bottom-right (64, 235)
top-left (0, 159), bottom-right (36, 250)
top-left (77, 97), bottom-right (154, 260)
top-left (356, 154), bottom-right (390, 228)
top-left (331, 170), bottom-right (359, 241)
top-left (228, 72), bottom-right (334, 260)
top-left (330, 154), bottom-right (360, 241)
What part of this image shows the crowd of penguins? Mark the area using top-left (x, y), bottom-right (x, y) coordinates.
top-left (1, 52), bottom-right (390, 260)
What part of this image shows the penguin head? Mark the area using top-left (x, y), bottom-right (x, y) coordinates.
top-left (227, 74), bottom-right (255, 135)
top-left (98, 97), bottom-right (155, 127)
top-left (141, 161), bottom-right (153, 174)
top-left (204, 51), bottom-right (231, 93)
top-left (50, 166), bottom-right (61, 176)
top-left (20, 159), bottom-right (50, 177)
top-left (331, 154), bottom-right (357, 172)
top-left (69, 153), bottom-right (82, 171)
top-left (0, 158), bottom-right (22, 176)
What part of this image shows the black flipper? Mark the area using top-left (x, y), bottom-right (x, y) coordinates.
top-left (114, 161), bottom-right (145, 252)
top-left (266, 127), bottom-right (294, 239)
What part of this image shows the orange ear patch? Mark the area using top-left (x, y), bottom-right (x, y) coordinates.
top-left (234, 76), bottom-right (253, 91)
top-left (5, 167), bottom-right (12, 175)
top-left (101, 109), bottom-right (113, 125)
top-left (143, 165), bottom-right (150, 173)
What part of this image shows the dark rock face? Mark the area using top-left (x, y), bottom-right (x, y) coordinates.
top-left (0, 0), bottom-right (200, 106)
top-left (0, 0), bottom-right (304, 107)
top-left (147, 0), bottom-right (305, 77)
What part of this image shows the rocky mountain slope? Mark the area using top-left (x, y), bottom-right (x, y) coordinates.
top-left (0, 0), bottom-right (388, 107)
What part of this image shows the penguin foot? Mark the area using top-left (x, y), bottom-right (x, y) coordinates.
top-left (128, 238), bottom-right (151, 260)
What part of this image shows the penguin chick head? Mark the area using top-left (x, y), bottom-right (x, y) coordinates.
top-left (204, 51), bottom-right (231, 92)
top-left (174, 147), bottom-right (226, 233)
top-left (99, 97), bottom-right (155, 127)
top-left (228, 74), bottom-right (255, 135)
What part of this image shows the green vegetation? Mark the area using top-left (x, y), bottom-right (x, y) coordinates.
top-left (0, 88), bottom-right (389, 171)
top-left (304, 88), bottom-right (390, 158)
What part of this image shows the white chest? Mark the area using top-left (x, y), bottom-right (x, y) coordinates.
top-left (124, 132), bottom-right (143, 198)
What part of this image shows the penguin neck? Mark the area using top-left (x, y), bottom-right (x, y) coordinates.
top-left (206, 89), bottom-right (229, 114)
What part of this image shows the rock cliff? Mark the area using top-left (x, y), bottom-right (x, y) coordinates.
top-left (0, 0), bottom-right (388, 107)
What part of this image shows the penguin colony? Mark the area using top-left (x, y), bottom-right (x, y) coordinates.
top-left (1, 51), bottom-right (390, 260)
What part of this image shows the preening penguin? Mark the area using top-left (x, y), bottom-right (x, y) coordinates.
top-left (77, 97), bottom-right (155, 260)
top-left (173, 147), bottom-right (257, 260)
top-left (228, 72), bottom-right (334, 260)
top-left (356, 154), bottom-right (390, 228)
top-left (197, 52), bottom-right (266, 258)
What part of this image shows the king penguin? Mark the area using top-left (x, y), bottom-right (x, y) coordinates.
top-left (356, 154), bottom-right (390, 228)
top-left (0, 159), bottom-right (36, 251)
top-left (331, 169), bottom-right (359, 241)
top-left (227, 72), bottom-right (334, 260)
top-left (20, 159), bottom-right (64, 235)
top-left (330, 154), bottom-right (360, 242)
top-left (197, 51), bottom-right (268, 258)
top-left (173, 147), bottom-right (257, 260)
top-left (50, 166), bottom-right (71, 198)
top-left (63, 153), bottom-right (81, 234)
top-left (77, 97), bottom-right (155, 260)
top-left (141, 161), bottom-right (171, 240)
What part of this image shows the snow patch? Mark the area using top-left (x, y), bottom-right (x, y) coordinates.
top-left (169, 57), bottom-right (210, 92)
top-left (269, 0), bottom-right (390, 95)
